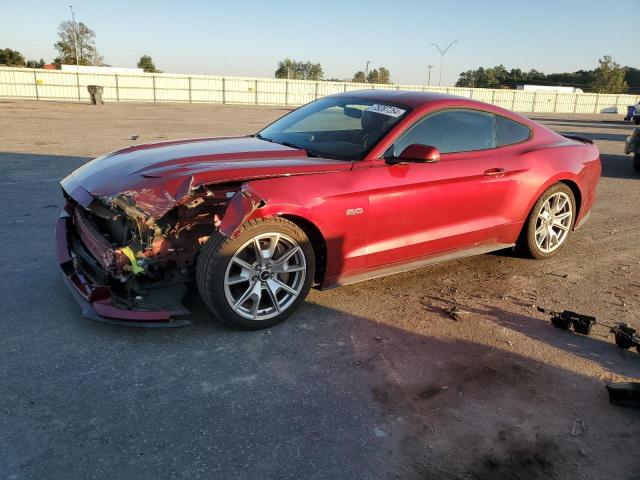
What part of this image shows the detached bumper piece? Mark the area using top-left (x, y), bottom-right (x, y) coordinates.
top-left (537, 307), bottom-right (596, 335)
top-left (605, 383), bottom-right (640, 408)
top-left (57, 209), bottom-right (191, 328)
top-left (538, 307), bottom-right (640, 408)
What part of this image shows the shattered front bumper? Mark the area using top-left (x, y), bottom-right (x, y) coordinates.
top-left (56, 206), bottom-right (191, 328)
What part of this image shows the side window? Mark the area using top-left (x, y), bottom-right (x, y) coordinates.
top-left (390, 109), bottom-right (496, 156)
top-left (496, 115), bottom-right (531, 146)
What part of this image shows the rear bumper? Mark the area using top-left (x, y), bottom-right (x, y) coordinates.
top-left (56, 209), bottom-right (191, 328)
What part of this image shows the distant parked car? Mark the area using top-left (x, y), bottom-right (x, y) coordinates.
top-left (624, 103), bottom-right (640, 125)
top-left (57, 90), bottom-right (601, 329)
top-left (624, 127), bottom-right (640, 172)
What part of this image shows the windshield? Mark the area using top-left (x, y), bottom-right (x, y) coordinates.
top-left (257, 96), bottom-right (410, 161)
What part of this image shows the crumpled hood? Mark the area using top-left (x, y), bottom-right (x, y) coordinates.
top-left (61, 136), bottom-right (351, 218)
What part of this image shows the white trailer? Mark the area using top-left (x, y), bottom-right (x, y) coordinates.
top-left (517, 84), bottom-right (584, 94)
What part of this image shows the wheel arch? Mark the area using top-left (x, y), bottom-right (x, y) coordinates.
top-left (522, 175), bottom-right (584, 229)
top-left (218, 186), bottom-right (331, 286)
top-left (516, 176), bottom-right (584, 248)
top-left (558, 179), bottom-right (582, 221)
top-left (279, 214), bottom-right (327, 286)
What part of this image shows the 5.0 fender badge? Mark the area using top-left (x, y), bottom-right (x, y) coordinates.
top-left (346, 208), bottom-right (364, 216)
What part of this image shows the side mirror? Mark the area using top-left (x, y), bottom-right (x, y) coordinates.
top-left (397, 144), bottom-right (440, 163)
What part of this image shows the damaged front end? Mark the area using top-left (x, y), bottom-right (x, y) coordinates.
top-left (57, 181), bottom-right (244, 327)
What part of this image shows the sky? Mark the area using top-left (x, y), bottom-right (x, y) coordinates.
top-left (2, 0), bottom-right (639, 86)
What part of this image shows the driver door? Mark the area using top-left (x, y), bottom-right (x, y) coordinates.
top-left (357, 109), bottom-right (519, 269)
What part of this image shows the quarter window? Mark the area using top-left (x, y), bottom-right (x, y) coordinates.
top-left (496, 115), bottom-right (531, 146)
top-left (389, 109), bottom-right (497, 156)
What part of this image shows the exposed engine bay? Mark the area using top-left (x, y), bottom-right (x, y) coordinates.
top-left (64, 183), bottom-right (243, 313)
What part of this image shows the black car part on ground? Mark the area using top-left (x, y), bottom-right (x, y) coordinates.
top-left (537, 307), bottom-right (640, 408)
top-left (605, 383), bottom-right (640, 407)
top-left (537, 307), bottom-right (640, 407)
top-left (536, 307), bottom-right (597, 335)
top-left (537, 306), bottom-right (639, 352)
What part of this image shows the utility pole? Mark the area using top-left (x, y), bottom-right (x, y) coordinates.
top-left (69, 4), bottom-right (81, 101)
top-left (364, 60), bottom-right (370, 79)
top-left (426, 65), bottom-right (433, 86)
top-left (69, 5), bottom-right (80, 67)
top-left (431, 41), bottom-right (458, 86)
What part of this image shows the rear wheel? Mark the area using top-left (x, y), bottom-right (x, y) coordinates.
top-left (634, 153), bottom-right (640, 173)
top-left (197, 217), bottom-right (315, 329)
top-left (520, 183), bottom-right (576, 259)
top-left (634, 117), bottom-right (640, 125)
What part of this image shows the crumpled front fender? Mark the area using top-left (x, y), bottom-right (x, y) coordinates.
top-left (217, 183), bottom-right (323, 239)
top-left (218, 186), bottom-right (266, 238)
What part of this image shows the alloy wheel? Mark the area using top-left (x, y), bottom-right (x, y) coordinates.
top-left (223, 233), bottom-right (307, 321)
top-left (534, 192), bottom-right (573, 253)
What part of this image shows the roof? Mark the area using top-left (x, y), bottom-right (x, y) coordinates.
top-left (333, 89), bottom-right (536, 126)
top-left (331, 89), bottom-right (470, 108)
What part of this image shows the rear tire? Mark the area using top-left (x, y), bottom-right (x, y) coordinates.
top-left (197, 217), bottom-right (315, 330)
top-left (634, 117), bottom-right (640, 126)
top-left (634, 153), bottom-right (640, 173)
top-left (519, 183), bottom-right (576, 259)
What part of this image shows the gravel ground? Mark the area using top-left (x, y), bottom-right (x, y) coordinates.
top-left (0, 100), bottom-right (639, 480)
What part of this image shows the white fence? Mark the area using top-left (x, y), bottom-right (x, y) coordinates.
top-left (1, 67), bottom-right (638, 114)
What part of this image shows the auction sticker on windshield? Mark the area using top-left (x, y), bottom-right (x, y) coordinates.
top-left (365, 104), bottom-right (406, 117)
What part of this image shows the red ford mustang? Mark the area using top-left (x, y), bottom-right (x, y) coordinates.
top-left (57, 90), bottom-right (601, 329)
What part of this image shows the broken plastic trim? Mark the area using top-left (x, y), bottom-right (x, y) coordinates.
top-left (218, 187), bottom-right (267, 238)
top-left (121, 246), bottom-right (144, 275)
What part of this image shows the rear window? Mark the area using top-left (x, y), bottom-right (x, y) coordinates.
top-left (496, 116), bottom-right (531, 146)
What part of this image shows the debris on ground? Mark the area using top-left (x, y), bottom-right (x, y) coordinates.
top-left (571, 419), bottom-right (587, 436)
top-left (605, 383), bottom-right (640, 407)
top-left (537, 307), bottom-right (596, 335)
top-left (537, 307), bottom-right (639, 353)
top-left (442, 305), bottom-right (470, 321)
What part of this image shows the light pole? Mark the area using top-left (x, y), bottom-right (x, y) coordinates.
top-left (426, 65), bottom-right (433, 87)
top-left (69, 4), bottom-right (81, 101)
top-left (431, 41), bottom-right (458, 86)
top-left (364, 60), bottom-right (371, 79)
top-left (69, 5), bottom-right (80, 67)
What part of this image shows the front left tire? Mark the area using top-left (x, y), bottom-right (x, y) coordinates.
top-left (197, 217), bottom-right (315, 329)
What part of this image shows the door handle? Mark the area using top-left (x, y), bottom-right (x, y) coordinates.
top-left (484, 167), bottom-right (508, 177)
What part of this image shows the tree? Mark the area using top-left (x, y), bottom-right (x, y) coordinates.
top-left (0, 48), bottom-right (26, 66)
top-left (26, 58), bottom-right (45, 68)
top-left (380, 67), bottom-right (391, 84)
top-left (353, 66), bottom-right (391, 84)
top-left (366, 69), bottom-right (379, 83)
top-left (593, 55), bottom-right (628, 93)
top-left (456, 58), bottom-right (634, 92)
top-left (352, 71), bottom-right (366, 83)
top-left (137, 54), bottom-right (160, 73)
top-left (625, 67), bottom-right (640, 93)
top-left (54, 20), bottom-right (103, 65)
top-left (275, 59), bottom-right (324, 80)
top-left (371, 67), bottom-right (391, 84)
